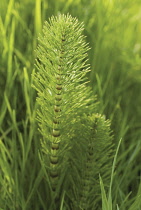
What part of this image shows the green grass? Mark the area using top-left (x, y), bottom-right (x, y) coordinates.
top-left (0, 0), bottom-right (141, 209)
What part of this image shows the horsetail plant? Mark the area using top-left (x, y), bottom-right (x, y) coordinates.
top-left (32, 14), bottom-right (114, 210)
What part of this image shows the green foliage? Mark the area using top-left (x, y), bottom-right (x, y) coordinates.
top-left (0, 0), bottom-right (141, 209)
top-left (32, 14), bottom-right (113, 209)
top-left (74, 114), bottom-right (113, 210)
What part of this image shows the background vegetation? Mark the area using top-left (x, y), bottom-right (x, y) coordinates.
top-left (0, 0), bottom-right (141, 209)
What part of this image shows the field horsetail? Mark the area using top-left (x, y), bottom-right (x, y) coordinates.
top-left (32, 14), bottom-right (114, 210)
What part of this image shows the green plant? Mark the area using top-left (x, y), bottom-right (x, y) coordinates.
top-left (1, 1), bottom-right (141, 209)
top-left (32, 14), bottom-right (113, 210)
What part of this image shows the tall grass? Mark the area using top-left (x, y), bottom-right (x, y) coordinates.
top-left (0, 0), bottom-right (141, 209)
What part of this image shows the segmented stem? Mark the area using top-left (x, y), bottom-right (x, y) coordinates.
top-left (80, 143), bottom-right (94, 209)
top-left (50, 34), bottom-right (65, 191)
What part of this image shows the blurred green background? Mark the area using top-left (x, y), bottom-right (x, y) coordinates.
top-left (0, 0), bottom-right (141, 209)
